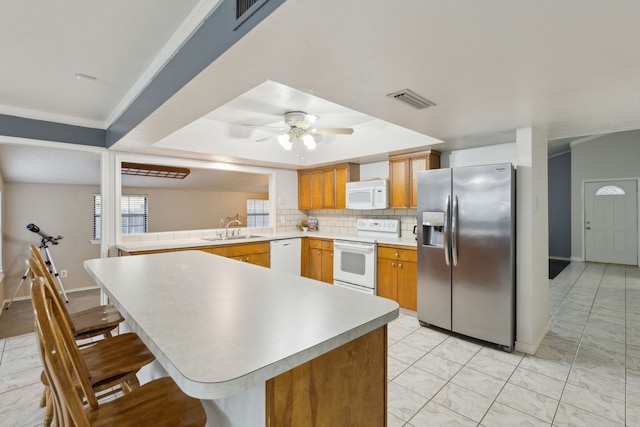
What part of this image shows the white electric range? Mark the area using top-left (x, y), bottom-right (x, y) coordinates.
top-left (333, 218), bottom-right (400, 294)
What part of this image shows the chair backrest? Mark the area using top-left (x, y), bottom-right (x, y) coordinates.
top-left (31, 268), bottom-right (101, 426)
top-left (29, 245), bottom-right (77, 333)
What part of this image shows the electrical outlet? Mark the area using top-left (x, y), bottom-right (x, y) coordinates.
top-left (60, 270), bottom-right (68, 278)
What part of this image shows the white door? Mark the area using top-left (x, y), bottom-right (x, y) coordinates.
top-left (584, 180), bottom-right (638, 265)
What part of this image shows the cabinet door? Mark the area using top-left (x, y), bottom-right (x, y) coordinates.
top-left (298, 171), bottom-right (312, 210)
top-left (245, 252), bottom-right (270, 268)
top-left (323, 169), bottom-right (335, 209)
top-left (397, 261), bottom-right (417, 311)
top-left (321, 249), bottom-right (334, 284)
top-left (334, 166), bottom-right (348, 209)
top-left (311, 171), bottom-right (324, 209)
top-left (409, 157), bottom-right (427, 208)
top-left (309, 249), bottom-right (323, 281)
top-left (376, 258), bottom-right (398, 301)
top-left (389, 158), bottom-right (409, 208)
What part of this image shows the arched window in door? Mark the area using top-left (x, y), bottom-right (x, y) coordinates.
top-left (595, 185), bottom-right (625, 196)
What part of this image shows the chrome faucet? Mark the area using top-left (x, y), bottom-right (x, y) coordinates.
top-left (224, 219), bottom-right (241, 239)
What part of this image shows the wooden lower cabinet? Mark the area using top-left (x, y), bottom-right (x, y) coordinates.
top-left (122, 242), bottom-right (270, 268)
top-left (266, 326), bottom-right (387, 427)
top-left (208, 242), bottom-right (270, 268)
top-left (377, 245), bottom-right (417, 311)
top-left (305, 238), bottom-right (333, 284)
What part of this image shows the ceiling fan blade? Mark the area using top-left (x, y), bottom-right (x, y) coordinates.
top-left (312, 127), bottom-right (354, 135)
top-left (241, 123), bottom-right (285, 131)
top-left (256, 134), bottom-right (281, 143)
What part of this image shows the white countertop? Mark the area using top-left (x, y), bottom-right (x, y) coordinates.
top-left (116, 231), bottom-right (417, 253)
top-left (84, 250), bottom-right (399, 399)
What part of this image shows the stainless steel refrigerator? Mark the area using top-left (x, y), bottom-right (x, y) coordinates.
top-left (416, 163), bottom-right (516, 351)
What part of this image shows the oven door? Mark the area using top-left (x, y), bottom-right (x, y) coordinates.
top-left (334, 280), bottom-right (375, 295)
top-left (333, 240), bottom-right (376, 289)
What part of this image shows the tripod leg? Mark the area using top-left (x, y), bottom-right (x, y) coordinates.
top-left (5, 268), bottom-right (30, 310)
top-left (42, 247), bottom-right (69, 303)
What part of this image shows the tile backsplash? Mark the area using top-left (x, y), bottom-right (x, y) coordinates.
top-left (276, 208), bottom-right (417, 238)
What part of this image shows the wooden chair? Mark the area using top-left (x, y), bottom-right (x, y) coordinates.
top-left (28, 258), bottom-right (155, 426)
top-left (31, 276), bottom-right (207, 427)
top-left (29, 244), bottom-right (124, 340)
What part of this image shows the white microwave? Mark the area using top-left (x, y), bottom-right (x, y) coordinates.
top-left (346, 180), bottom-right (389, 210)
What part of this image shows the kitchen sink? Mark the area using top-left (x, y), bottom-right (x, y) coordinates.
top-left (201, 235), bottom-right (263, 242)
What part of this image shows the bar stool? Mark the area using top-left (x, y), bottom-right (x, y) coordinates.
top-left (29, 244), bottom-right (124, 340)
top-left (28, 258), bottom-right (154, 426)
top-left (31, 276), bottom-right (207, 426)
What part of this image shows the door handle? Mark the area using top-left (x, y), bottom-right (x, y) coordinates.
top-left (586, 226), bottom-right (591, 230)
top-left (452, 195), bottom-right (458, 267)
top-left (444, 195), bottom-right (451, 266)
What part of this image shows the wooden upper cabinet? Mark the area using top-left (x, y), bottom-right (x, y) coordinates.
top-left (298, 163), bottom-right (359, 210)
top-left (298, 171), bottom-right (312, 210)
top-left (323, 169), bottom-right (335, 209)
top-left (389, 150), bottom-right (440, 208)
top-left (310, 170), bottom-right (324, 209)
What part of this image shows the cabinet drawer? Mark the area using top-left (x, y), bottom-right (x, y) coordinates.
top-left (309, 238), bottom-right (333, 250)
top-left (210, 242), bottom-right (270, 257)
top-left (377, 246), bottom-right (417, 262)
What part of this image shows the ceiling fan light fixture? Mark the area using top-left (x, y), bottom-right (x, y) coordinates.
top-left (302, 133), bottom-right (316, 150)
top-left (121, 162), bottom-right (190, 179)
top-left (277, 133), bottom-right (293, 150)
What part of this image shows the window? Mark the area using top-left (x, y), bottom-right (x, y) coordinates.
top-left (595, 185), bottom-right (625, 196)
top-left (247, 199), bottom-right (269, 227)
top-left (93, 194), bottom-right (148, 239)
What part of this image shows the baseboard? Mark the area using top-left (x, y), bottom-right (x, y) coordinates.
top-left (549, 257), bottom-right (571, 262)
top-left (1, 286), bottom-right (100, 312)
top-left (514, 321), bottom-right (549, 355)
top-left (570, 256), bottom-right (584, 262)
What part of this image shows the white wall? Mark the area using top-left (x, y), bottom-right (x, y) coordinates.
top-left (360, 161), bottom-right (388, 181)
top-left (448, 143), bottom-right (518, 168)
top-left (570, 129), bottom-right (640, 262)
top-left (0, 171), bottom-right (5, 304)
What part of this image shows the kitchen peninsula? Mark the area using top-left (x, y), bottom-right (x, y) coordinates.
top-left (84, 250), bottom-right (398, 427)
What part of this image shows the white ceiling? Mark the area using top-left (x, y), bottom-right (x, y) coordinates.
top-left (2, 1), bottom-right (640, 186)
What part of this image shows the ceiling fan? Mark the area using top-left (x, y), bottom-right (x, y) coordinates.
top-left (241, 111), bottom-right (354, 150)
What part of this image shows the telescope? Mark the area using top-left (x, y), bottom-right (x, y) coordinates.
top-left (27, 223), bottom-right (63, 244)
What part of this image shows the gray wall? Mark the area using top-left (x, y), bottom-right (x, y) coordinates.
top-left (571, 129), bottom-right (640, 260)
top-left (3, 183), bottom-right (101, 300)
top-left (2, 182), bottom-right (269, 301)
top-left (124, 187), bottom-right (268, 232)
top-left (548, 152), bottom-right (571, 259)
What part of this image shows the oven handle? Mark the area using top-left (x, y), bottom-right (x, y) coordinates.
top-left (334, 242), bottom-right (375, 253)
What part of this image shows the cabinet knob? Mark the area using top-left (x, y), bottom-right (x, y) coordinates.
top-left (395, 252), bottom-right (399, 257)
top-left (391, 262), bottom-right (396, 267)
top-left (399, 263), bottom-right (403, 268)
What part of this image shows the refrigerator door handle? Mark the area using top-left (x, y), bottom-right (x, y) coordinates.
top-left (452, 194), bottom-right (459, 266)
top-left (443, 195), bottom-right (451, 266)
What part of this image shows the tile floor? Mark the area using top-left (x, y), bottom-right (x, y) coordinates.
top-left (0, 262), bottom-right (638, 426)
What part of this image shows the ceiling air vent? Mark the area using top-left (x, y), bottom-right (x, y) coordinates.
top-left (237, 0), bottom-right (262, 19)
top-left (386, 89), bottom-right (436, 110)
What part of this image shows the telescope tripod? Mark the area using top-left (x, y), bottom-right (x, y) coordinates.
top-left (5, 239), bottom-right (69, 310)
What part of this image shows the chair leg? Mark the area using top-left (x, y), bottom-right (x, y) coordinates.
top-left (43, 387), bottom-right (54, 427)
top-left (39, 387), bottom-right (47, 407)
top-left (122, 374), bottom-right (140, 393)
